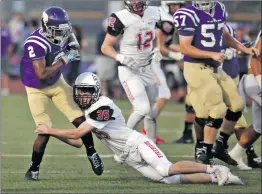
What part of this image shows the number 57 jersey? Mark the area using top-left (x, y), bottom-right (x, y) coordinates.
top-left (174, 2), bottom-right (226, 65)
top-left (108, 6), bottom-right (161, 66)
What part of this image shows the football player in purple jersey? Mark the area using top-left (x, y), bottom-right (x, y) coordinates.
top-left (20, 7), bottom-right (103, 180)
top-left (174, 0), bottom-right (260, 165)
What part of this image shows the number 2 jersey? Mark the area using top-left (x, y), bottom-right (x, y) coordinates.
top-left (20, 28), bottom-right (69, 89)
top-left (174, 2), bottom-right (226, 66)
top-left (107, 6), bottom-right (161, 67)
top-left (84, 96), bottom-right (140, 156)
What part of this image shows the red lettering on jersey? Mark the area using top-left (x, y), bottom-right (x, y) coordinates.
top-left (144, 141), bottom-right (163, 158)
top-left (97, 109), bottom-right (110, 121)
top-left (137, 31), bottom-right (153, 50)
top-left (123, 81), bottom-right (135, 102)
top-left (108, 17), bottom-right (116, 28)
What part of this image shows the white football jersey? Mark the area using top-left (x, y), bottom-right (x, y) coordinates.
top-left (110, 6), bottom-right (161, 66)
top-left (84, 96), bottom-right (136, 156)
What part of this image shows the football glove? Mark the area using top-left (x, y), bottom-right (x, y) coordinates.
top-left (60, 49), bottom-right (80, 65)
top-left (116, 54), bottom-right (138, 70)
top-left (224, 48), bottom-right (236, 60)
top-left (67, 33), bottom-right (80, 50)
top-left (151, 48), bottom-right (162, 62)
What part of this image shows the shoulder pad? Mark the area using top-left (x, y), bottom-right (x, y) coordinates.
top-left (89, 106), bottom-right (115, 121)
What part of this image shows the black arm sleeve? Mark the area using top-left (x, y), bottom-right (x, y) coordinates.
top-left (156, 20), bottom-right (175, 36)
top-left (107, 13), bottom-right (125, 37)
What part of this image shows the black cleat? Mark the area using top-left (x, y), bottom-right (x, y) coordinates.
top-left (196, 152), bottom-right (216, 165)
top-left (88, 152), bottom-right (104, 176)
top-left (24, 169), bottom-right (39, 180)
top-left (247, 154), bottom-right (262, 169)
top-left (213, 142), bottom-right (237, 166)
top-left (173, 136), bottom-right (194, 144)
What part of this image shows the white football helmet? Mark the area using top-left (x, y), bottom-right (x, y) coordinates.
top-left (161, 1), bottom-right (185, 13)
top-left (74, 72), bottom-right (101, 109)
top-left (192, 0), bottom-right (216, 11)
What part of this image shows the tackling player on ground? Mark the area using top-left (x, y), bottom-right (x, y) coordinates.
top-left (20, 7), bottom-right (103, 180)
top-left (101, 1), bottom-right (162, 143)
top-left (174, 0), bottom-right (260, 165)
top-left (35, 72), bottom-right (243, 186)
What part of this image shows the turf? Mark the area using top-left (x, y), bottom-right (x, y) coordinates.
top-left (1, 95), bottom-right (261, 194)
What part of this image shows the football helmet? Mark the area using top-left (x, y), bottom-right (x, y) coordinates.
top-left (192, 0), bottom-right (216, 11)
top-left (41, 6), bottom-right (72, 46)
top-left (124, 0), bottom-right (149, 15)
top-left (161, 1), bottom-right (185, 14)
top-left (74, 72), bottom-right (101, 109)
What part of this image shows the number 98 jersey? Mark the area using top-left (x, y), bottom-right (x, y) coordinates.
top-left (174, 2), bottom-right (226, 64)
top-left (107, 6), bottom-right (161, 66)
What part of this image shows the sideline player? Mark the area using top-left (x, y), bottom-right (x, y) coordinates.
top-left (174, 1), bottom-right (260, 164)
top-left (101, 1), bottom-right (162, 143)
top-left (229, 30), bottom-right (262, 169)
top-left (20, 7), bottom-right (103, 180)
top-left (35, 72), bottom-right (243, 186)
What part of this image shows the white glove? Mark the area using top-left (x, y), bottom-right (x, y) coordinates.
top-left (224, 48), bottom-right (236, 60)
top-left (168, 51), bottom-right (183, 61)
top-left (256, 75), bottom-right (261, 89)
top-left (116, 54), bottom-right (138, 69)
top-left (151, 48), bottom-right (162, 62)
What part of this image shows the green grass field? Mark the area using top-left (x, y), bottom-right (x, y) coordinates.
top-left (1, 95), bottom-right (261, 194)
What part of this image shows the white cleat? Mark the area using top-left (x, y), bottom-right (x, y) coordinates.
top-left (229, 151), bottom-right (252, 170)
top-left (215, 166), bottom-right (230, 186)
top-left (224, 172), bottom-right (245, 185)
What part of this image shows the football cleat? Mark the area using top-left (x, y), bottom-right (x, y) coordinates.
top-left (214, 166), bottom-right (230, 186)
top-left (24, 170), bottom-right (39, 180)
top-left (224, 172), bottom-right (245, 185)
top-left (228, 150), bottom-right (252, 170)
top-left (196, 152), bottom-right (216, 165)
top-left (173, 136), bottom-right (194, 144)
top-left (213, 142), bottom-right (237, 166)
top-left (88, 152), bottom-right (104, 176)
top-left (140, 128), bottom-right (166, 144)
top-left (248, 156), bottom-right (262, 169)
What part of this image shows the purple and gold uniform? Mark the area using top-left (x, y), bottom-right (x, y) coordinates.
top-left (20, 10), bottom-right (83, 127)
top-left (174, 2), bottom-right (244, 119)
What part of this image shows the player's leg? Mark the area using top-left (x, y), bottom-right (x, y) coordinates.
top-left (24, 86), bottom-right (52, 180)
top-left (118, 66), bottom-right (150, 129)
top-left (211, 69), bottom-right (244, 165)
top-left (184, 63), bottom-right (227, 165)
top-left (51, 76), bottom-right (103, 175)
top-left (174, 92), bottom-right (195, 144)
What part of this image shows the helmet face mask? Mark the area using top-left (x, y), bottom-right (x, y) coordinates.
top-left (41, 7), bottom-right (72, 46)
top-left (193, 0), bottom-right (216, 11)
top-left (74, 73), bottom-right (101, 110)
top-left (124, 0), bottom-right (149, 15)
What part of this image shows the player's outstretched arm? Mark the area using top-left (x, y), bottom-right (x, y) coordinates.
top-left (35, 122), bottom-right (95, 140)
top-left (223, 27), bottom-right (260, 57)
top-left (101, 33), bottom-right (121, 60)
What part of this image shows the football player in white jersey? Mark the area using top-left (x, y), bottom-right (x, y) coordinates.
top-left (101, 1), bottom-right (162, 142)
top-left (229, 31), bottom-right (262, 169)
top-left (140, 1), bottom-right (185, 143)
top-left (35, 72), bottom-right (244, 186)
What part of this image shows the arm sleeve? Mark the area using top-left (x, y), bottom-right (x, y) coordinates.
top-left (107, 13), bottom-right (125, 37)
top-left (174, 11), bottom-right (198, 36)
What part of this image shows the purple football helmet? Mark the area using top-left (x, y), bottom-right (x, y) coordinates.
top-left (41, 6), bottom-right (72, 46)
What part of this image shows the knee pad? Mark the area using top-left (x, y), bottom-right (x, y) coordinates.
top-left (163, 174), bottom-right (182, 184)
top-left (206, 117), bottom-right (223, 129)
top-left (195, 117), bottom-right (207, 128)
top-left (185, 104), bottom-right (195, 114)
top-left (225, 109), bottom-right (242, 122)
top-left (134, 103), bottom-right (151, 116)
top-left (155, 163), bottom-right (171, 177)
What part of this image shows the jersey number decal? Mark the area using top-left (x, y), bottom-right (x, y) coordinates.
top-left (201, 23), bottom-right (224, 48)
top-left (174, 15), bottom-right (186, 28)
top-left (97, 109), bottom-right (110, 121)
top-left (28, 46), bottom-right (36, 58)
top-left (137, 31), bottom-right (153, 50)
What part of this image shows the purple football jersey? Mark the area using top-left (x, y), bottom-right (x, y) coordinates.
top-left (20, 28), bottom-right (69, 88)
top-left (174, 1), bottom-right (226, 67)
top-left (221, 23), bottom-right (239, 79)
top-left (1, 26), bottom-right (12, 56)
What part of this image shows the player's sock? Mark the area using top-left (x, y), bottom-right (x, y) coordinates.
top-left (127, 112), bottom-right (144, 129)
top-left (183, 121), bottom-right (193, 138)
top-left (81, 133), bottom-right (96, 156)
top-left (203, 143), bottom-right (213, 156)
top-left (246, 145), bottom-right (256, 156)
top-left (144, 116), bottom-right (157, 143)
top-left (230, 143), bottom-right (245, 157)
top-left (29, 150), bottom-right (44, 171)
top-left (216, 132), bottom-right (230, 146)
